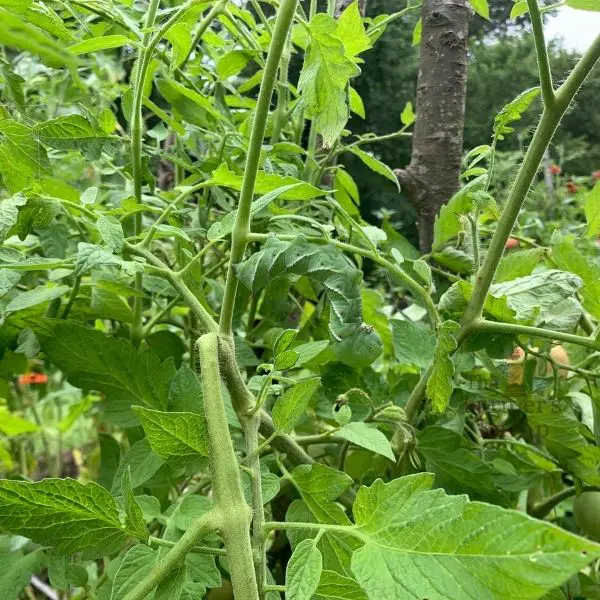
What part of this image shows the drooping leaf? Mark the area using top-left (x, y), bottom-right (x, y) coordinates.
top-left (336, 1), bottom-right (372, 57)
top-left (469, 0), bottom-right (490, 19)
top-left (0, 478), bottom-right (137, 557)
top-left (132, 406), bottom-right (209, 458)
top-left (236, 235), bottom-right (382, 367)
top-left (350, 473), bottom-right (600, 600)
top-left (495, 247), bottom-right (546, 282)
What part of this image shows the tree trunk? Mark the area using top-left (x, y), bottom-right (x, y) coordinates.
top-left (395, 0), bottom-right (469, 252)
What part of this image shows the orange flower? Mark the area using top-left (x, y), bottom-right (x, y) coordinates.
top-left (18, 373), bottom-right (48, 385)
top-left (550, 164), bottom-right (561, 175)
top-left (566, 180), bottom-right (578, 194)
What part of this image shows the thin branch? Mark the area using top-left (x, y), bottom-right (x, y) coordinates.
top-left (526, 0), bottom-right (555, 107)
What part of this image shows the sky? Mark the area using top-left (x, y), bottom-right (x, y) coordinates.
top-left (546, 6), bottom-right (600, 52)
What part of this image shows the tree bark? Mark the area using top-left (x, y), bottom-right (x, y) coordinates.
top-left (395, 0), bottom-right (469, 252)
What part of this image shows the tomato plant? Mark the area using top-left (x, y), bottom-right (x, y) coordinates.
top-left (1, 1), bottom-right (600, 599)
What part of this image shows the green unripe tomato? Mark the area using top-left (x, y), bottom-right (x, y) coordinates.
top-left (574, 491), bottom-right (600, 540)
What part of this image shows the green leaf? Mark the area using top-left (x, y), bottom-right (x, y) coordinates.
top-left (97, 215), bottom-right (124, 253)
top-left (490, 269), bottom-right (582, 323)
top-left (552, 232), bottom-right (600, 319)
top-left (289, 464), bottom-right (353, 524)
top-left (166, 23), bottom-right (193, 71)
top-left (432, 175), bottom-right (485, 250)
top-left (111, 439), bottom-right (165, 494)
top-left (0, 478), bottom-right (134, 557)
top-left (494, 87), bottom-right (540, 141)
top-left (400, 101), bottom-right (415, 126)
top-left (584, 181), bottom-right (600, 237)
top-left (524, 403), bottom-right (600, 485)
top-left (217, 49), bottom-right (253, 78)
top-left (314, 570), bottom-right (368, 600)
top-left (208, 163), bottom-right (324, 201)
top-left (299, 14), bottom-right (361, 147)
top-left (169, 363), bottom-right (204, 414)
top-left (495, 247), bottom-right (545, 282)
top-left (426, 321), bottom-right (458, 413)
top-left (0, 550), bottom-right (45, 600)
top-left (111, 545), bottom-right (157, 600)
top-left (273, 377), bottom-right (321, 433)
top-left (0, 407), bottom-right (39, 435)
top-left (0, 269), bottom-right (21, 298)
top-left (0, 120), bottom-right (51, 192)
top-left (0, 193), bottom-right (27, 241)
top-left (0, 7), bottom-right (75, 68)
top-left (75, 243), bottom-right (142, 277)
top-left (35, 114), bottom-right (116, 160)
top-left (469, 0), bottom-right (490, 19)
top-left (132, 406), bottom-right (209, 458)
top-left (510, 0), bottom-right (529, 18)
top-left (207, 183), bottom-right (302, 241)
top-left (274, 329), bottom-right (299, 356)
top-left (286, 539), bottom-right (323, 600)
top-left (349, 87), bottom-right (365, 118)
top-left (33, 319), bottom-right (176, 414)
top-left (274, 350), bottom-right (300, 370)
top-left (411, 18), bottom-right (422, 46)
top-left (336, 1), bottom-right (372, 57)
top-left (350, 473), bottom-right (600, 600)
top-left (348, 147), bottom-right (400, 190)
top-left (121, 468), bottom-right (147, 541)
top-left (336, 422), bottom-right (395, 461)
top-left (155, 563), bottom-right (186, 600)
top-left (566, 0), bottom-right (600, 9)
top-left (68, 35), bottom-right (131, 55)
top-left (5, 284), bottom-right (69, 313)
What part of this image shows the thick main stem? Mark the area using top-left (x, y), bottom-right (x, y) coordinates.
top-left (130, 0), bottom-right (161, 345)
top-left (219, 0), bottom-right (300, 337)
top-left (198, 333), bottom-right (259, 600)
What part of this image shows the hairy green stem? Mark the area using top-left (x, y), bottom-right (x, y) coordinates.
top-left (475, 319), bottom-right (599, 351)
top-left (198, 333), bottom-right (259, 600)
top-left (526, 0), bottom-right (555, 108)
top-left (130, 0), bottom-right (161, 346)
top-left (180, 0), bottom-right (228, 69)
top-left (149, 536), bottom-right (227, 556)
top-left (270, 33), bottom-right (291, 144)
top-left (219, 0), bottom-right (300, 337)
top-left (529, 485), bottom-right (600, 519)
top-left (122, 512), bottom-right (219, 600)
